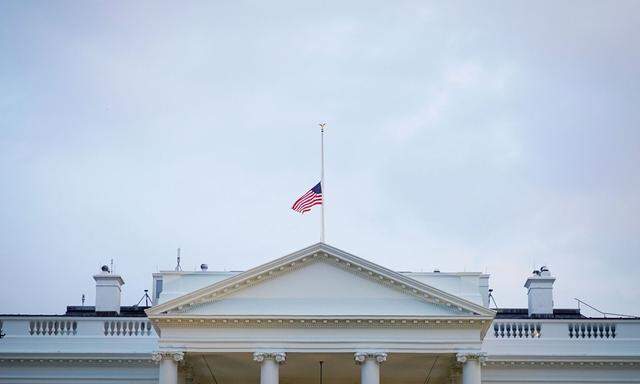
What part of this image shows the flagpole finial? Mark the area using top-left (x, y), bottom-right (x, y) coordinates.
top-left (319, 122), bottom-right (326, 242)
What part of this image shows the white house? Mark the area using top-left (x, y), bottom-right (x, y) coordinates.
top-left (1, 243), bottom-right (639, 384)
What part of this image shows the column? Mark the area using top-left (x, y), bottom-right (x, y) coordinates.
top-left (152, 351), bottom-right (184, 384)
top-left (456, 353), bottom-right (486, 384)
top-left (354, 352), bottom-right (387, 384)
top-left (253, 352), bottom-right (286, 384)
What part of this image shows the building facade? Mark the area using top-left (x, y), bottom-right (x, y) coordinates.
top-left (1, 243), bottom-right (639, 383)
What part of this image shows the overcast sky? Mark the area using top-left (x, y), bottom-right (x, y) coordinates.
top-left (1, 1), bottom-right (639, 316)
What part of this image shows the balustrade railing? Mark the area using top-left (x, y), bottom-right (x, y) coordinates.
top-left (493, 322), bottom-right (541, 338)
top-left (103, 320), bottom-right (153, 336)
top-left (29, 319), bottom-right (77, 336)
top-left (0, 317), bottom-right (156, 338)
top-left (569, 322), bottom-right (616, 339)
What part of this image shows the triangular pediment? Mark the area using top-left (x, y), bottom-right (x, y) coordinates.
top-left (147, 243), bottom-right (495, 319)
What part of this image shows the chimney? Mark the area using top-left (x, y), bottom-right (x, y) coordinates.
top-left (525, 266), bottom-right (555, 317)
top-left (93, 265), bottom-right (125, 314)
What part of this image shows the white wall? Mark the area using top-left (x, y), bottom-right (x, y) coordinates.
top-left (483, 364), bottom-right (640, 383)
top-left (0, 363), bottom-right (158, 384)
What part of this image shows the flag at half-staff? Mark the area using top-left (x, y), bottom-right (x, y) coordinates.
top-left (291, 182), bottom-right (323, 213)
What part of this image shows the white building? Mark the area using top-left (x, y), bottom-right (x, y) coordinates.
top-left (1, 243), bottom-right (639, 383)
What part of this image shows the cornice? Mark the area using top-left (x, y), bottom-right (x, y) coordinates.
top-left (485, 359), bottom-right (640, 367)
top-left (0, 357), bottom-right (155, 366)
top-left (147, 243), bottom-right (495, 320)
top-left (149, 316), bottom-right (491, 329)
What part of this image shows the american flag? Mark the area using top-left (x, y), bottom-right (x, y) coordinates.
top-left (291, 182), bottom-right (323, 213)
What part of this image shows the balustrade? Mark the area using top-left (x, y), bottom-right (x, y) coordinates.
top-left (493, 322), bottom-right (541, 338)
top-left (28, 319), bottom-right (77, 336)
top-left (103, 319), bottom-right (153, 336)
top-left (569, 322), bottom-right (616, 339)
top-left (0, 317), bottom-right (156, 338)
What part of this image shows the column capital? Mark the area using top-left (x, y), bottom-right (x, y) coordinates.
top-left (253, 351), bottom-right (287, 364)
top-left (152, 351), bottom-right (185, 363)
top-left (455, 352), bottom-right (487, 366)
top-left (354, 351), bottom-right (388, 364)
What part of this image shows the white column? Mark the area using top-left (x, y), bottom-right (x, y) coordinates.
top-left (355, 352), bottom-right (387, 384)
top-left (153, 351), bottom-right (184, 384)
top-left (253, 352), bottom-right (286, 384)
top-left (456, 353), bottom-right (486, 384)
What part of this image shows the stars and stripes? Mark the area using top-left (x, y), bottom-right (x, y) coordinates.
top-left (291, 182), bottom-right (323, 213)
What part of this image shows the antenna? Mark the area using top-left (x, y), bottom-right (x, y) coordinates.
top-left (81, 294), bottom-right (85, 307)
top-left (110, 259), bottom-right (114, 274)
top-left (175, 248), bottom-right (182, 271)
top-left (135, 289), bottom-right (153, 307)
top-left (488, 288), bottom-right (499, 309)
top-left (574, 298), bottom-right (638, 318)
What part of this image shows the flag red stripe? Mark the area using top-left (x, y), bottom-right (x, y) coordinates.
top-left (293, 192), bottom-right (320, 210)
top-left (292, 196), bottom-right (322, 213)
top-left (292, 190), bottom-right (315, 210)
top-left (292, 190), bottom-right (315, 208)
top-left (299, 199), bottom-right (322, 213)
top-left (291, 182), bottom-right (323, 214)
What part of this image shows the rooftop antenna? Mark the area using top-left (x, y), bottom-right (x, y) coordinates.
top-left (110, 259), bottom-right (114, 274)
top-left (135, 289), bottom-right (153, 307)
top-left (574, 298), bottom-right (638, 318)
top-left (81, 294), bottom-right (86, 307)
top-left (175, 248), bottom-right (182, 271)
top-left (488, 288), bottom-right (499, 309)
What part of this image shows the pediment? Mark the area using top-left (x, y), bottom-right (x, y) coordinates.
top-left (147, 243), bottom-right (495, 319)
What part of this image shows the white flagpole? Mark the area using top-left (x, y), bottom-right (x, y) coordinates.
top-left (319, 122), bottom-right (326, 243)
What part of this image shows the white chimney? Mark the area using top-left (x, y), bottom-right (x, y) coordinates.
top-left (525, 266), bottom-right (555, 317)
top-left (93, 265), bottom-right (125, 314)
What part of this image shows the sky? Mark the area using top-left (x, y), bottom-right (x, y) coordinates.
top-left (1, 1), bottom-right (639, 316)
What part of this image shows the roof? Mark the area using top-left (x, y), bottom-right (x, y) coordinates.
top-left (496, 308), bottom-right (586, 319)
top-left (64, 306), bottom-right (150, 317)
top-left (0, 306), bottom-right (150, 318)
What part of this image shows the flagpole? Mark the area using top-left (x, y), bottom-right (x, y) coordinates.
top-left (319, 122), bottom-right (326, 243)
